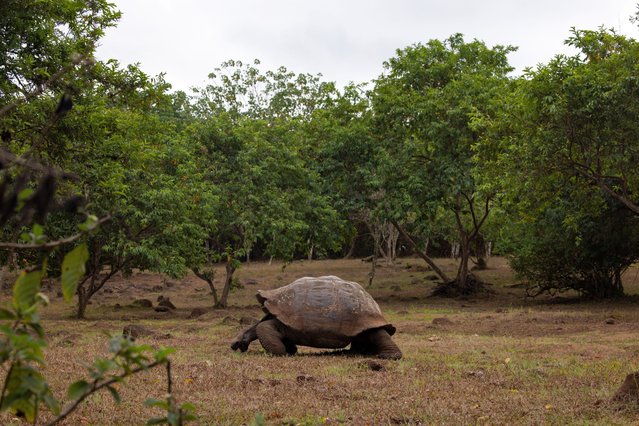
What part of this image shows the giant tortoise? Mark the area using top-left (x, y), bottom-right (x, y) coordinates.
top-left (230, 275), bottom-right (402, 359)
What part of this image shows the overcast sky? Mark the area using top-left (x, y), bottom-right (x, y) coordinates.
top-left (96, 1), bottom-right (638, 92)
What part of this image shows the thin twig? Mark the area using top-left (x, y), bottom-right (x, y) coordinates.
top-left (45, 360), bottom-right (165, 426)
top-left (166, 360), bottom-right (172, 395)
top-left (0, 215), bottom-right (111, 250)
top-left (0, 57), bottom-right (92, 119)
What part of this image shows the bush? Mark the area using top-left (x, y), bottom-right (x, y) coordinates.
top-left (507, 198), bottom-right (639, 299)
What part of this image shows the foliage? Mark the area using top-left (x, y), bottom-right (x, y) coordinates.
top-left (371, 34), bottom-right (515, 293)
top-left (505, 191), bottom-right (639, 298)
top-left (482, 28), bottom-right (639, 298)
top-left (189, 60), bottom-right (345, 307)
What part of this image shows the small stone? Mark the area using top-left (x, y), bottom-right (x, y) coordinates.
top-left (605, 318), bottom-right (616, 325)
top-left (432, 317), bottom-right (454, 326)
top-left (613, 372), bottom-right (639, 402)
top-left (361, 360), bottom-right (385, 371)
top-left (239, 316), bottom-right (259, 326)
top-left (123, 324), bottom-right (154, 340)
top-left (154, 305), bottom-right (171, 313)
top-left (132, 299), bottom-right (153, 308)
top-left (219, 316), bottom-right (237, 325)
top-left (157, 296), bottom-right (176, 309)
top-left (296, 374), bottom-right (315, 383)
top-left (189, 308), bottom-right (207, 319)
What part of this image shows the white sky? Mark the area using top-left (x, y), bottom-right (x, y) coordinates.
top-left (96, 1), bottom-right (638, 92)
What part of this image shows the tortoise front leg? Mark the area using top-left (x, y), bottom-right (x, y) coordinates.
top-left (351, 328), bottom-right (402, 360)
top-left (231, 315), bottom-right (270, 352)
top-left (256, 319), bottom-right (290, 356)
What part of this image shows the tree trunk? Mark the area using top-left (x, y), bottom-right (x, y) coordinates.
top-left (218, 259), bottom-right (236, 308)
top-left (77, 285), bottom-right (89, 319)
top-left (307, 241), bottom-right (314, 261)
top-left (76, 263), bottom-right (120, 319)
top-left (193, 268), bottom-right (219, 306)
top-left (457, 232), bottom-right (471, 292)
top-left (382, 221), bottom-right (399, 265)
top-left (343, 233), bottom-right (357, 259)
top-left (392, 221), bottom-right (451, 282)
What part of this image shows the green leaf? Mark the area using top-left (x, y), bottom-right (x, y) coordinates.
top-left (0, 308), bottom-right (16, 320)
top-left (61, 243), bottom-right (89, 303)
top-left (153, 347), bottom-right (175, 362)
top-left (106, 385), bottom-right (121, 404)
top-left (12, 269), bottom-right (44, 311)
top-left (67, 380), bottom-right (91, 400)
top-left (144, 398), bottom-right (169, 409)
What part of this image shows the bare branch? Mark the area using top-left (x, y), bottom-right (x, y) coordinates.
top-left (0, 56), bottom-right (93, 118)
top-left (0, 215), bottom-right (111, 250)
top-left (391, 220), bottom-right (451, 282)
top-left (45, 360), bottom-right (165, 426)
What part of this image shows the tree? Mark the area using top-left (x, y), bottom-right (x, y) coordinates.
top-left (189, 60), bottom-right (344, 307)
top-left (56, 64), bottom-right (204, 318)
top-left (371, 34), bottom-right (515, 294)
top-left (481, 28), bottom-right (639, 298)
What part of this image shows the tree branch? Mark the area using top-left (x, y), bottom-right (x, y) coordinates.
top-left (0, 56), bottom-right (93, 118)
top-left (0, 215), bottom-right (111, 250)
top-left (45, 360), bottom-right (165, 426)
top-left (391, 220), bottom-right (451, 282)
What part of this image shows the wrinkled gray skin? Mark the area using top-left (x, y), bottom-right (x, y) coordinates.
top-left (230, 277), bottom-right (402, 360)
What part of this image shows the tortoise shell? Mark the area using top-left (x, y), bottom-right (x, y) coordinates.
top-left (256, 276), bottom-right (395, 343)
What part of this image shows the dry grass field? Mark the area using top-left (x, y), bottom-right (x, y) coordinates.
top-left (2, 257), bottom-right (639, 425)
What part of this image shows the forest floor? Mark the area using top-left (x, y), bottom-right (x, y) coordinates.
top-left (2, 257), bottom-right (639, 425)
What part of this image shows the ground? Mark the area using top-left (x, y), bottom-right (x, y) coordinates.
top-left (1, 257), bottom-right (639, 425)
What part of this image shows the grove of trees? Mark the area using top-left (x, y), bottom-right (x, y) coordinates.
top-left (3, 2), bottom-right (639, 312)
top-left (3, 0), bottom-right (639, 422)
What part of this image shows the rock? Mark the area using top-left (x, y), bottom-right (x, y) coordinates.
top-left (219, 316), bottom-right (237, 325)
top-left (189, 308), bottom-right (208, 319)
top-left (132, 299), bottom-right (153, 308)
top-left (613, 372), bottom-right (639, 402)
top-left (242, 278), bottom-right (259, 286)
top-left (239, 316), bottom-right (259, 326)
top-left (605, 317), bottom-right (616, 325)
top-left (296, 374), bottom-right (315, 383)
top-left (123, 324), bottom-right (154, 340)
top-left (465, 370), bottom-right (485, 378)
top-left (164, 279), bottom-right (178, 288)
top-left (150, 285), bottom-right (164, 292)
top-left (157, 295), bottom-right (176, 309)
top-left (432, 317), bottom-right (454, 326)
top-left (113, 303), bottom-right (122, 310)
top-left (154, 305), bottom-right (172, 313)
top-left (360, 360), bottom-right (385, 371)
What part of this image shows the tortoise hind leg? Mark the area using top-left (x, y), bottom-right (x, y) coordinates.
top-left (284, 340), bottom-right (298, 355)
top-left (351, 328), bottom-right (402, 360)
top-left (256, 319), bottom-right (290, 356)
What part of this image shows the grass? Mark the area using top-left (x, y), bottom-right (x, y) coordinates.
top-left (1, 257), bottom-right (639, 424)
